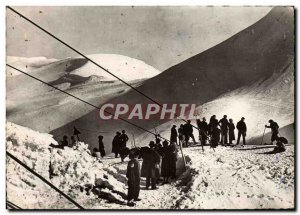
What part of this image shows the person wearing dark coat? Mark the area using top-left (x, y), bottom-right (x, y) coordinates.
top-left (126, 152), bottom-right (141, 206)
top-left (178, 124), bottom-right (184, 146)
top-left (211, 125), bottom-right (221, 149)
top-left (219, 115), bottom-right (229, 146)
top-left (98, 135), bottom-right (106, 158)
top-left (112, 132), bottom-right (121, 158)
top-left (144, 141), bottom-right (160, 189)
top-left (228, 119), bottom-right (235, 145)
top-left (120, 130), bottom-right (129, 149)
top-left (170, 125), bottom-right (178, 144)
top-left (183, 120), bottom-right (196, 146)
top-left (198, 117), bottom-right (209, 146)
top-left (236, 117), bottom-right (247, 146)
top-left (168, 141), bottom-right (177, 179)
top-left (265, 119), bottom-right (280, 144)
top-left (209, 115), bottom-right (219, 135)
top-left (161, 141), bottom-right (170, 184)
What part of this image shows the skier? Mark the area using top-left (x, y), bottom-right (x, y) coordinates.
top-left (236, 117), bottom-right (247, 146)
top-left (170, 125), bottom-right (178, 144)
top-left (98, 135), bottom-right (106, 158)
top-left (219, 115), bottom-right (229, 146)
top-left (228, 119), bottom-right (235, 145)
top-left (265, 119), bottom-right (280, 144)
top-left (112, 132), bottom-right (121, 158)
top-left (183, 120), bottom-right (196, 146)
top-left (126, 151), bottom-right (141, 206)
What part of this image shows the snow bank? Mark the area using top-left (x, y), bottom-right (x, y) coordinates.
top-left (6, 122), bottom-right (126, 209)
top-left (176, 146), bottom-right (294, 209)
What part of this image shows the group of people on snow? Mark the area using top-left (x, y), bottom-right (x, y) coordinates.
top-left (50, 116), bottom-right (287, 207)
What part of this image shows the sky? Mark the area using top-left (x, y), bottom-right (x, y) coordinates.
top-left (6, 6), bottom-right (272, 71)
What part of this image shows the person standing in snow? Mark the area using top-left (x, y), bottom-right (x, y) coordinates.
top-left (126, 151), bottom-right (141, 206)
top-left (168, 141), bottom-right (177, 179)
top-left (228, 119), bottom-right (235, 145)
top-left (183, 120), bottom-right (197, 146)
top-left (120, 130), bottom-right (129, 149)
top-left (178, 124), bottom-right (184, 146)
top-left (145, 141), bottom-right (160, 189)
top-left (265, 119), bottom-right (280, 145)
top-left (236, 117), bottom-right (247, 146)
top-left (161, 140), bottom-right (170, 184)
top-left (219, 115), bottom-right (229, 146)
top-left (170, 125), bottom-right (178, 144)
top-left (198, 117), bottom-right (209, 146)
top-left (98, 135), bottom-right (106, 158)
top-left (209, 115), bottom-right (219, 135)
top-left (211, 124), bottom-right (221, 149)
top-left (112, 132), bottom-right (121, 158)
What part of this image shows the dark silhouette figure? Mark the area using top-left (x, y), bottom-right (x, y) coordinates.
top-left (265, 119), bottom-right (280, 144)
top-left (211, 125), bottom-right (221, 149)
top-left (183, 120), bottom-right (196, 146)
top-left (98, 135), bottom-right (106, 157)
top-left (170, 125), bottom-right (178, 144)
top-left (168, 141), bottom-right (177, 179)
top-left (73, 127), bottom-right (81, 141)
top-left (120, 130), bottom-right (129, 149)
top-left (228, 119), bottom-right (235, 145)
top-left (178, 124), bottom-right (184, 146)
top-left (70, 136), bottom-right (76, 148)
top-left (141, 141), bottom-right (160, 190)
top-left (161, 140), bottom-right (170, 183)
top-left (237, 117), bottom-right (247, 146)
top-left (112, 132), bottom-right (121, 158)
top-left (219, 115), bottom-right (229, 145)
top-left (198, 117), bottom-right (209, 147)
top-left (209, 115), bottom-right (219, 135)
top-left (126, 152), bottom-right (141, 206)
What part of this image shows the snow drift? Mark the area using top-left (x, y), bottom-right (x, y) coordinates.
top-left (6, 122), bottom-right (127, 209)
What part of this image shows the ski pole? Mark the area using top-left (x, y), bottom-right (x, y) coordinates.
top-left (260, 127), bottom-right (266, 145)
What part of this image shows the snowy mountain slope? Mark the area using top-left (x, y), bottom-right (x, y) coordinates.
top-left (50, 7), bottom-right (294, 151)
top-left (6, 56), bottom-right (58, 78)
top-left (6, 122), bottom-right (294, 209)
top-left (135, 58), bottom-right (294, 145)
top-left (7, 54), bottom-right (161, 133)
